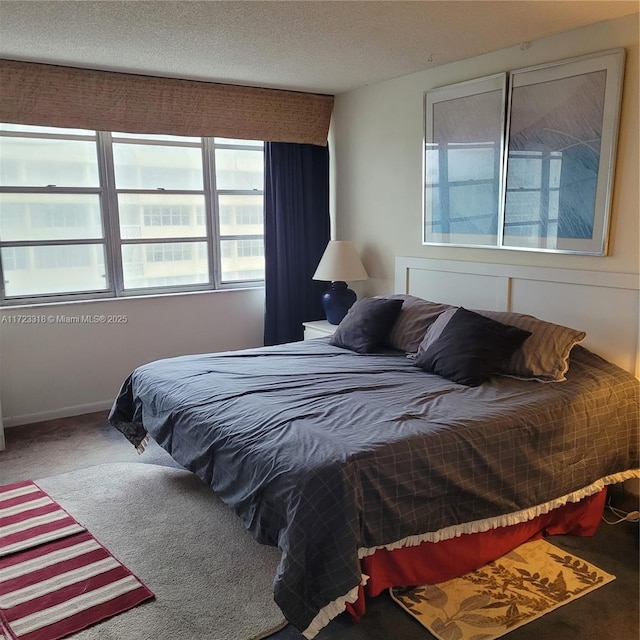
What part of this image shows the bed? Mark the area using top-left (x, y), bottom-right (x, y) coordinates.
top-left (109, 258), bottom-right (640, 639)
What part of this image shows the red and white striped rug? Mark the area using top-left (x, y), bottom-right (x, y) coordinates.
top-left (0, 482), bottom-right (85, 559)
top-left (0, 481), bottom-right (153, 640)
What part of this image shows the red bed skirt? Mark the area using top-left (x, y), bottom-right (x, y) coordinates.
top-left (345, 489), bottom-right (606, 620)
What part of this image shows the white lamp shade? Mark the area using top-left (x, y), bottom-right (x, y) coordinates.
top-left (312, 241), bottom-right (369, 282)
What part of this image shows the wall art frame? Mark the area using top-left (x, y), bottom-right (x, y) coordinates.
top-left (422, 49), bottom-right (626, 255)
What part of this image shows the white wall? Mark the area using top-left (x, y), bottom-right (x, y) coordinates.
top-left (331, 14), bottom-right (639, 296)
top-left (0, 288), bottom-right (265, 427)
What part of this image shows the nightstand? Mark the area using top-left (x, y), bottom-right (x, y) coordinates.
top-left (303, 320), bottom-right (337, 340)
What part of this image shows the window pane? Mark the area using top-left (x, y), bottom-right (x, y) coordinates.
top-left (0, 194), bottom-right (103, 241)
top-left (121, 242), bottom-right (208, 289)
top-left (0, 137), bottom-right (99, 187)
top-left (118, 194), bottom-right (206, 239)
top-left (112, 132), bottom-right (200, 143)
top-left (220, 239), bottom-right (265, 281)
top-left (0, 123), bottom-right (95, 136)
top-left (218, 194), bottom-right (263, 235)
top-left (215, 149), bottom-right (264, 190)
top-left (2, 244), bottom-right (107, 297)
top-left (113, 143), bottom-right (203, 190)
top-left (215, 138), bottom-right (264, 148)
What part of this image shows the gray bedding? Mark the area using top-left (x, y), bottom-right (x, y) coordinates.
top-left (109, 339), bottom-right (639, 636)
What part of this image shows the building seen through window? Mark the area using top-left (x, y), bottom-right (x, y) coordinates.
top-left (0, 124), bottom-right (265, 303)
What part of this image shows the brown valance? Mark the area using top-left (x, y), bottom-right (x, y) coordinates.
top-left (0, 59), bottom-right (334, 146)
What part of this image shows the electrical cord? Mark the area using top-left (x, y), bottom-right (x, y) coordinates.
top-left (602, 495), bottom-right (640, 524)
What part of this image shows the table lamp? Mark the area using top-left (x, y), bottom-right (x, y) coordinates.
top-left (312, 240), bottom-right (369, 324)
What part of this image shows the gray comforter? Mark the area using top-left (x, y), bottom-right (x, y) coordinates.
top-left (109, 339), bottom-right (639, 635)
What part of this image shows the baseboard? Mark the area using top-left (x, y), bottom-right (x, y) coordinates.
top-left (3, 400), bottom-right (113, 428)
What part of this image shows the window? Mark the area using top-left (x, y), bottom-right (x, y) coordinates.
top-left (0, 124), bottom-right (264, 304)
top-left (236, 239), bottom-right (264, 257)
top-left (142, 205), bottom-right (192, 227)
top-left (2, 247), bottom-right (28, 271)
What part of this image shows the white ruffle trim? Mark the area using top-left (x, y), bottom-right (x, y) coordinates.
top-left (302, 574), bottom-right (368, 640)
top-left (135, 433), bottom-right (149, 455)
top-left (358, 469), bottom-right (640, 559)
top-left (301, 469), bottom-right (639, 639)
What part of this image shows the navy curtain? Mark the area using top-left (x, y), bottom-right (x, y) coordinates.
top-left (264, 142), bottom-right (330, 345)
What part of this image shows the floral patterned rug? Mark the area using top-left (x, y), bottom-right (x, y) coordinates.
top-left (390, 539), bottom-right (615, 640)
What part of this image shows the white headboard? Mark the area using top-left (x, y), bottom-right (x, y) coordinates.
top-left (395, 257), bottom-right (640, 376)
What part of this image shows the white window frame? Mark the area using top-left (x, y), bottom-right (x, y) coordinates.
top-left (0, 126), bottom-right (264, 305)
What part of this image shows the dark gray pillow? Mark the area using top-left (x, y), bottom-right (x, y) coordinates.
top-left (414, 307), bottom-right (532, 386)
top-left (330, 297), bottom-right (404, 354)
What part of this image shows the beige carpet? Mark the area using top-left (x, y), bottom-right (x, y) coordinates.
top-left (390, 538), bottom-right (615, 640)
top-left (35, 463), bottom-right (286, 640)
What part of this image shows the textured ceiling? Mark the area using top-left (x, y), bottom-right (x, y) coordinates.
top-left (0, 1), bottom-right (637, 95)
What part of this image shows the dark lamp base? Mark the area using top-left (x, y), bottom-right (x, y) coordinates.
top-left (322, 281), bottom-right (357, 325)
